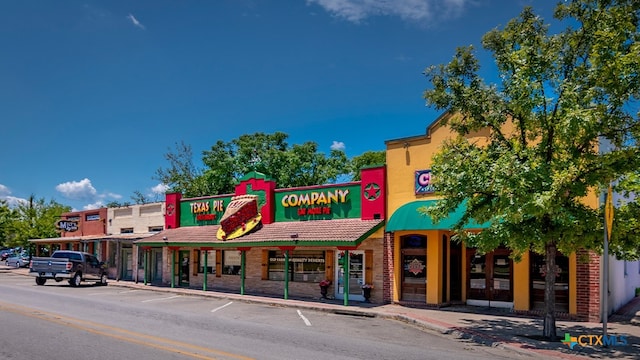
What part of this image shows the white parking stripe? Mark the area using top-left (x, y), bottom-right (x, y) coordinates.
top-left (141, 295), bottom-right (181, 303)
top-left (211, 301), bottom-right (233, 313)
top-left (297, 309), bottom-right (312, 326)
top-left (117, 289), bottom-right (140, 294)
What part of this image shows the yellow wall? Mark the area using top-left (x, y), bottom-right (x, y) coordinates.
top-left (570, 253), bottom-right (577, 314)
top-left (426, 232), bottom-right (443, 304)
top-left (513, 252), bottom-right (530, 311)
top-left (386, 114), bottom-right (497, 305)
top-left (386, 113), bottom-right (598, 313)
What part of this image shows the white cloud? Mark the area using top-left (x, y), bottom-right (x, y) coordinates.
top-left (55, 178), bottom-right (98, 201)
top-left (330, 141), bottom-right (346, 151)
top-left (83, 201), bottom-right (104, 210)
top-left (104, 192), bottom-right (123, 200)
top-left (0, 184), bottom-right (9, 197)
top-left (127, 13), bottom-right (146, 30)
top-left (151, 183), bottom-right (169, 195)
top-left (4, 196), bottom-right (26, 208)
top-left (306, 0), bottom-right (467, 23)
top-left (0, 184), bottom-right (27, 208)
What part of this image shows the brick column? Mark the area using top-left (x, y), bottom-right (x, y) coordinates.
top-left (576, 249), bottom-right (601, 322)
top-left (383, 232), bottom-right (395, 304)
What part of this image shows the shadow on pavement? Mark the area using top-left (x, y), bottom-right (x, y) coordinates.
top-left (455, 316), bottom-right (640, 359)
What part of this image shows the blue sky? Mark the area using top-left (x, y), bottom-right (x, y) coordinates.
top-left (0, 0), bottom-right (557, 211)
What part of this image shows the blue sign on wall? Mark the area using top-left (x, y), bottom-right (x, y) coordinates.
top-left (415, 170), bottom-right (435, 194)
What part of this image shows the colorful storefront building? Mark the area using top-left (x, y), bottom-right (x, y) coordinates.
top-left (384, 112), bottom-right (604, 321)
top-left (29, 203), bottom-right (164, 281)
top-left (135, 168), bottom-right (386, 304)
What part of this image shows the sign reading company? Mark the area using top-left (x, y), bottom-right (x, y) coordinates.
top-left (56, 219), bottom-right (78, 232)
top-left (281, 189), bottom-right (350, 216)
top-left (415, 169), bottom-right (435, 194)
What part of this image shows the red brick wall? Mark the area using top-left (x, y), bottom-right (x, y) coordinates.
top-left (383, 232), bottom-right (394, 303)
top-left (576, 249), bottom-right (601, 322)
top-left (61, 208), bottom-right (107, 236)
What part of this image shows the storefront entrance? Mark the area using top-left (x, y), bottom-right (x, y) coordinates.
top-left (120, 248), bottom-right (133, 280)
top-left (335, 251), bottom-right (365, 301)
top-left (179, 250), bottom-right (190, 286)
top-left (467, 248), bottom-right (513, 307)
top-left (401, 235), bottom-right (427, 302)
top-left (530, 252), bottom-right (569, 313)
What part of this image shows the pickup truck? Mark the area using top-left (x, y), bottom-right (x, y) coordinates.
top-left (29, 250), bottom-right (108, 287)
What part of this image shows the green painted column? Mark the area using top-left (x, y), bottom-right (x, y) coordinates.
top-left (203, 251), bottom-right (208, 291)
top-left (344, 250), bottom-right (350, 306)
top-left (143, 249), bottom-right (148, 285)
top-left (240, 250), bottom-right (246, 295)
top-left (284, 250), bottom-right (290, 300)
top-left (170, 249), bottom-right (175, 288)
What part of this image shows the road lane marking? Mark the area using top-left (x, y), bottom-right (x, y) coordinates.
top-left (211, 301), bottom-right (233, 313)
top-left (297, 309), bottom-right (312, 326)
top-left (0, 301), bottom-right (253, 360)
top-left (142, 295), bottom-right (181, 303)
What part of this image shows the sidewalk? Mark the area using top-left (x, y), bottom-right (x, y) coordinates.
top-left (4, 266), bottom-right (639, 359)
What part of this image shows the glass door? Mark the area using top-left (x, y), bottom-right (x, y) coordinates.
top-left (400, 235), bottom-right (427, 302)
top-left (335, 251), bottom-right (364, 301)
top-left (121, 249), bottom-right (133, 280)
top-left (179, 250), bottom-right (190, 287)
top-left (467, 248), bottom-right (513, 303)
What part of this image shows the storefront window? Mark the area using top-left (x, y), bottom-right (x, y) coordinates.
top-left (469, 254), bottom-right (486, 290)
top-left (268, 250), bottom-right (326, 282)
top-left (222, 250), bottom-right (241, 275)
top-left (197, 250), bottom-right (216, 274)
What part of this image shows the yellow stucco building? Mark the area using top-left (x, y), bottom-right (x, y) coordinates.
top-left (384, 113), bottom-right (601, 320)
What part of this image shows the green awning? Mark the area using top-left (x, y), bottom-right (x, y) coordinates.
top-left (386, 200), bottom-right (489, 232)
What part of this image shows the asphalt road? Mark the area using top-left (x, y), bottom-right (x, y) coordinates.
top-left (0, 271), bottom-right (540, 360)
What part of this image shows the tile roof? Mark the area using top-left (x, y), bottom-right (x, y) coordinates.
top-left (29, 233), bottom-right (155, 243)
top-left (135, 218), bottom-right (384, 247)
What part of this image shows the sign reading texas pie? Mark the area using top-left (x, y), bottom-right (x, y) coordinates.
top-left (216, 195), bottom-right (262, 240)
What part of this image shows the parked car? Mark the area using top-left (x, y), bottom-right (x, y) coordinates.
top-left (1, 249), bottom-right (14, 261)
top-left (6, 252), bottom-right (29, 268)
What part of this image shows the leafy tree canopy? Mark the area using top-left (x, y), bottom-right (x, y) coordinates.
top-left (7, 195), bottom-right (71, 249)
top-left (156, 132), bottom-right (357, 197)
top-left (421, 0), bottom-right (639, 339)
top-left (349, 151), bottom-right (386, 181)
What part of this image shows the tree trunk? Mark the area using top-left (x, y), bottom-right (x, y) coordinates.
top-left (542, 242), bottom-right (557, 340)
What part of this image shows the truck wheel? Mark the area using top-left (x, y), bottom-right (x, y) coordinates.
top-left (35, 277), bottom-right (46, 286)
top-left (99, 274), bottom-right (108, 286)
top-left (70, 273), bottom-right (82, 287)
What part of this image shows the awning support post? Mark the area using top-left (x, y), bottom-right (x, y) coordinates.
top-left (170, 248), bottom-right (175, 288)
top-left (143, 249), bottom-right (148, 285)
top-left (240, 250), bottom-right (246, 295)
top-left (284, 250), bottom-right (290, 300)
top-left (203, 251), bottom-right (208, 292)
top-left (344, 249), bottom-right (350, 306)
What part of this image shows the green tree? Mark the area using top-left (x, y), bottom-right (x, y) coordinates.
top-left (349, 150), bottom-right (386, 181)
top-left (0, 200), bottom-right (18, 248)
top-left (196, 132), bottom-right (349, 194)
top-left (154, 141), bottom-right (217, 197)
top-left (131, 190), bottom-right (149, 205)
top-left (422, 0), bottom-right (639, 340)
top-left (10, 195), bottom-right (71, 249)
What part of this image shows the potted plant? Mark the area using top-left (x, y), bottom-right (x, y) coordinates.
top-left (362, 283), bottom-right (374, 302)
top-left (319, 279), bottom-right (331, 299)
